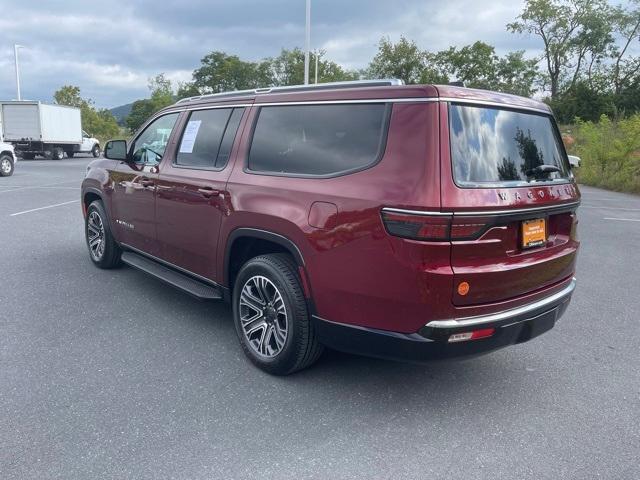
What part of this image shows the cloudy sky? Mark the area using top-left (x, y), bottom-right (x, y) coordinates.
top-left (0, 0), bottom-right (540, 108)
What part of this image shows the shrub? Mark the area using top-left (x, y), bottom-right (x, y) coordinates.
top-left (572, 114), bottom-right (640, 193)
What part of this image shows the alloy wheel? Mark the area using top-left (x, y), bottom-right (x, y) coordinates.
top-left (87, 211), bottom-right (106, 261)
top-left (239, 275), bottom-right (288, 358)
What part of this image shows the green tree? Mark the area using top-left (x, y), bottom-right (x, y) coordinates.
top-left (53, 85), bottom-right (120, 143)
top-left (430, 42), bottom-right (538, 96)
top-left (125, 74), bottom-right (176, 132)
top-left (611, 0), bottom-right (640, 94)
top-left (192, 51), bottom-right (273, 93)
top-left (176, 82), bottom-right (200, 99)
top-left (366, 36), bottom-right (429, 84)
top-left (268, 48), bottom-right (357, 86)
top-left (53, 85), bottom-right (85, 108)
top-left (495, 51), bottom-right (540, 97)
top-left (508, 0), bottom-right (614, 98)
top-left (434, 42), bottom-right (498, 88)
top-left (548, 81), bottom-right (614, 122)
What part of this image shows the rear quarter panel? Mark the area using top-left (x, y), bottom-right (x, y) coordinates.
top-left (221, 102), bottom-right (446, 332)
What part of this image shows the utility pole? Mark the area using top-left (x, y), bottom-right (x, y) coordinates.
top-left (14, 44), bottom-right (25, 101)
top-left (304, 0), bottom-right (311, 84)
top-left (314, 50), bottom-right (319, 84)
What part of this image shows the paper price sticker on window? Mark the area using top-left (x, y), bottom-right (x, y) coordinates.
top-left (179, 120), bottom-right (202, 154)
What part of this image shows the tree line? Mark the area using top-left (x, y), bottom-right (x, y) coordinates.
top-left (53, 0), bottom-right (640, 136)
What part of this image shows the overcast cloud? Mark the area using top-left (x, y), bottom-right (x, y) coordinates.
top-left (0, 0), bottom-right (540, 108)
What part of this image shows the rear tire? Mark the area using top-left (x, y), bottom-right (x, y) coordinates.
top-left (85, 200), bottom-right (122, 269)
top-left (66, 151), bottom-right (74, 158)
top-left (232, 254), bottom-right (323, 375)
top-left (52, 147), bottom-right (64, 160)
top-left (0, 154), bottom-right (14, 177)
top-left (92, 145), bottom-right (101, 158)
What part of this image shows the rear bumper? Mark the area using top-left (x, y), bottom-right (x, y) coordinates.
top-left (313, 278), bottom-right (576, 363)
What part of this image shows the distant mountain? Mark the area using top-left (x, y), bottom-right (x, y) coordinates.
top-left (109, 102), bottom-right (133, 125)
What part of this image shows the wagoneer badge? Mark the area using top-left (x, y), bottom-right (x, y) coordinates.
top-left (497, 185), bottom-right (576, 202)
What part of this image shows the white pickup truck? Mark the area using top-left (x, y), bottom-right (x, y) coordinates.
top-left (0, 101), bottom-right (100, 160)
top-left (0, 142), bottom-right (17, 177)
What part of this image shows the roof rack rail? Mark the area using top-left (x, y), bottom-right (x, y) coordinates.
top-left (175, 79), bottom-right (405, 104)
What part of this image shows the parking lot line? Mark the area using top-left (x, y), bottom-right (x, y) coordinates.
top-left (0, 180), bottom-right (78, 194)
top-left (603, 217), bottom-right (640, 222)
top-left (581, 205), bottom-right (640, 211)
top-left (10, 200), bottom-right (79, 217)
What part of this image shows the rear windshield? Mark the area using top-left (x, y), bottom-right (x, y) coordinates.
top-left (449, 104), bottom-right (570, 186)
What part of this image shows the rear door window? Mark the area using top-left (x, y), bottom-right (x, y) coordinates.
top-left (248, 104), bottom-right (390, 176)
top-left (176, 107), bottom-right (244, 169)
top-left (449, 104), bottom-right (570, 186)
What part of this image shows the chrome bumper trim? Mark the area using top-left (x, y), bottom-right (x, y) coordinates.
top-left (425, 278), bottom-right (576, 329)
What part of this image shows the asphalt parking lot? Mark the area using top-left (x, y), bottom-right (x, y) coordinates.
top-left (1, 157), bottom-right (639, 480)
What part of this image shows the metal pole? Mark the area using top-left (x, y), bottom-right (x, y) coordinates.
top-left (304, 0), bottom-right (310, 85)
top-left (14, 44), bottom-right (22, 101)
top-left (314, 50), bottom-right (319, 84)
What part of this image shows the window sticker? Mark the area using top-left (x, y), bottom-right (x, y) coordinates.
top-left (179, 120), bottom-right (202, 154)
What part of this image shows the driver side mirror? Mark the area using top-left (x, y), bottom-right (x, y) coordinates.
top-left (104, 140), bottom-right (128, 161)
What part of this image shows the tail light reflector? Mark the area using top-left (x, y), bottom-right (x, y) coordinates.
top-left (448, 328), bottom-right (495, 343)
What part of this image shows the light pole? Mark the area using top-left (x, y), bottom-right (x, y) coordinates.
top-left (314, 50), bottom-right (319, 84)
top-left (304, 0), bottom-right (310, 84)
top-left (14, 44), bottom-right (25, 101)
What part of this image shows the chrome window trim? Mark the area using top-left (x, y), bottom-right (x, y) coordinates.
top-left (382, 207), bottom-right (453, 217)
top-left (426, 278), bottom-right (576, 329)
top-left (256, 98), bottom-right (438, 106)
top-left (163, 96), bottom-right (551, 115)
top-left (453, 200), bottom-right (580, 216)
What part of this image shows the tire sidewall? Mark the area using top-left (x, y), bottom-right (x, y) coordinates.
top-left (92, 145), bottom-right (101, 158)
top-left (232, 258), bottom-right (306, 374)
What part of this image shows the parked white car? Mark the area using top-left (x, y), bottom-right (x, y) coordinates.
top-left (0, 142), bottom-right (17, 177)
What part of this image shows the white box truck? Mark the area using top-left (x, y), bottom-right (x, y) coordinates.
top-left (0, 101), bottom-right (100, 160)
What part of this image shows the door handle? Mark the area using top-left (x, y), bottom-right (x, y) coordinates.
top-left (197, 187), bottom-right (220, 198)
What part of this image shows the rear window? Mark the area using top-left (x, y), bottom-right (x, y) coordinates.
top-left (248, 104), bottom-right (389, 176)
top-left (449, 104), bottom-right (570, 186)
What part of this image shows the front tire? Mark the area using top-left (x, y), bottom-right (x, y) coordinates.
top-left (52, 147), bottom-right (64, 160)
top-left (0, 154), bottom-right (14, 177)
top-left (85, 200), bottom-right (122, 269)
top-left (92, 145), bottom-right (101, 158)
top-left (233, 254), bottom-right (323, 375)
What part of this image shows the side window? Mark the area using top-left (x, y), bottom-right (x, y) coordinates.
top-left (175, 107), bottom-right (244, 169)
top-left (131, 113), bottom-right (179, 165)
top-left (247, 104), bottom-right (389, 176)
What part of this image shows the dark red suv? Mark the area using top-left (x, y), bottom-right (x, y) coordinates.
top-left (82, 80), bottom-right (579, 374)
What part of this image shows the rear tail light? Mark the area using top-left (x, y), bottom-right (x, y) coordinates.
top-left (448, 328), bottom-right (495, 343)
top-left (381, 210), bottom-right (489, 242)
top-left (381, 211), bottom-right (450, 241)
